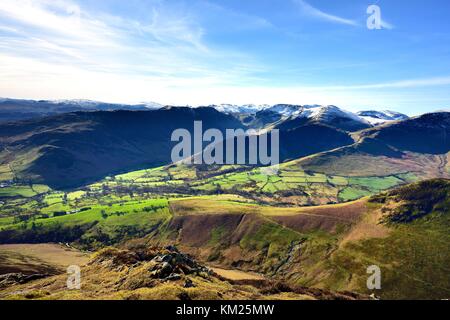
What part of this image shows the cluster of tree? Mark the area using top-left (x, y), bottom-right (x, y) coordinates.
top-left (13, 214), bottom-right (33, 223)
top-left (142, 205), bottom-right (166, 213)
top-left (0, 222), bottom-right (98, 245)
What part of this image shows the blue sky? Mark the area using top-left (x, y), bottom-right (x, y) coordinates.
top-left (0, 0), bottom-right (450, 115)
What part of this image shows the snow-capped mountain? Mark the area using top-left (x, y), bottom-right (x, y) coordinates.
top-left (357, 110), bottom-right (409, 125)
top-left (0, 98), bottom-right (159, 122)
top-left (263, 104), bottom-right (305, 117)
top-left (314, 105), bottom-right (369, 123)
top-left (210, 104), bottom-right (269, 114)
top-left (49, 99), bottom-right (163, 110)
top-left (136, 102), bottom-right (164, 110)
top-left (257, 104), bottom-right (366, 122)
top-left (259, 104), bottom-right (371, 131)
top-left (0, 97), bottom-right (409, 131)
top-left (48, 99), bottom-right (103, 107)
top-left (221, 103), bottom-right (407, 130)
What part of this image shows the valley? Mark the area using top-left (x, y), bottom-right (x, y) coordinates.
top-left (0, 176), bottom-right (448, 299)
top-left (0, 104), bottom-right (449, 300)
top-left (1, 0), bottom-right (449, 305)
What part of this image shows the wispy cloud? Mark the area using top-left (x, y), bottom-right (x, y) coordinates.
top-left (321, 76), bottom-right (450, 90)
top-left (380, 19), bottom-right (394, 30)
top-left (0, 0), bottom-right (267, 103)
top-left (293, 0), bottom-right (358, 26)
top-left (0, 0), bottom-right (445, 114)
top-left (198, 1), bottom-right (273, 31)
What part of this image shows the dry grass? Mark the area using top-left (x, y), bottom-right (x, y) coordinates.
top-left (0, 250), bottom-right (317, 300)
top-left (339, 205), bottom-right (390, 247)
top-left (210, 267), bottom-right (265, 281)
top-left (0, 244), bottom-right (89, 269)
top-left (169, 198), bottom-right (259, 216)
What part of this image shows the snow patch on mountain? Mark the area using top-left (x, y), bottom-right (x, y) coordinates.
top-left (48, 99), bottom-right (163, 110)
top-left (357, 110), bottom-right (409, 125)
top-left (138, 102), bottom-right (164, 110)
top-left (311, 105), bottom-right (363, 122)
top-left (48, 99), bottom-right (102, 107)
top-left (211, 104), bottom-right (269, 114)
top-left (265, 104), bottom-right (368, 124)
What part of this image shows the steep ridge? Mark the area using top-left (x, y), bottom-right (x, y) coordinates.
top-left (296, 112), bottom-right (450, 177)
top-left (0, 107), bottom-right (358, 188)
top-left (149, 179), bottom-right (450, 299)
top-left (0, 245), bottom-right (367, 300)
top-left (0, 108), bottom-right (244, 188)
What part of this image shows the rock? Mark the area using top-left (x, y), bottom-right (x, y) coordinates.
top-left (165, 245), bottom-right (179, 253)
top-left (147, 260), bottom-right (159, 271)
top-left (165, 273), bottom-right (182, 281)
top-left (151, 262), bottom-right (173, 279)
top-left (160, 262), bottom-right (173, 274)
top-left (151, 256), bottom-right (164, 263)
top-left (161, 254), bottom-right (174, 263)
top-left (0, 273), bottom-right (50, 289)
top-left (152, 254), bottom-right (173, 263)
top-left (369, 293), bottom-right (380, 300)
top-left (92, 245), bottom-right (213, 287)
top-left (178, 292), bottom-right (191, 301)
top-left (184, 279), bottom-right (195, 288)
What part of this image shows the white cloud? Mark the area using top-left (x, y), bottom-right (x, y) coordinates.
top-left (0, 0), bottom-right (445, 113)
top-left (294, 0), bottom-right (358, 26)
top-left (1, 49), bottom-right (448, 112)
top-left (0, 0), bottom-right (268, 102)
top-left (381, 19), bottom-right (394, 30)
top-left (198, 1), bottom-right (273, 31)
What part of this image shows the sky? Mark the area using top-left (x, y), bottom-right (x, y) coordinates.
top-left (0, 0), bottom-right (450, 115)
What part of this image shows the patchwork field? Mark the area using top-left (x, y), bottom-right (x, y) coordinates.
top-left (0, 152), bottom-right (430, 251)
top-left (86, 160), bottom-right (423, 206)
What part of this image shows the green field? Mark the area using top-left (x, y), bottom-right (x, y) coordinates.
top-left (86, 161), bottom-right (418, 206)
top-left (0, 185), bottom-right (50, 198)
top-left (0, 160), bottom-right (419, 235)
top-left (0, 157), bottom-right (447, 300)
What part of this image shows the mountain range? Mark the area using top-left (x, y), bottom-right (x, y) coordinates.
top-left (0, 98), bottom-right (408, 128)
top-left (0, 98), bottom-right (447, 189)
top-left (0, 98), bottom-right (163, 123)
top-left (0, 98), bottom-right (449, 301)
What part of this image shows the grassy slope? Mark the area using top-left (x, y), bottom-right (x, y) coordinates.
top-left (0, 148), bottom-right (448, 300)
top-left (145, 180), bottom-right (450, 300)
top-left (0, 197), bottom-right (171, 248)
top-left (296, 146), bottom-right (449, 179)
top-left (307, 179), bottom-right (450, 299)
top-left (0, 185), bottom-right (50, 198)
top-left (0, 179), bottom-right (448, 299)
top-left (1, 246), bottom-right (361, 301)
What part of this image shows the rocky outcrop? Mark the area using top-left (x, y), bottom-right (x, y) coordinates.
top-left (89, 245), bottom-right (211, 290)
top-left (0, 273), bottom-right (50, 289)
